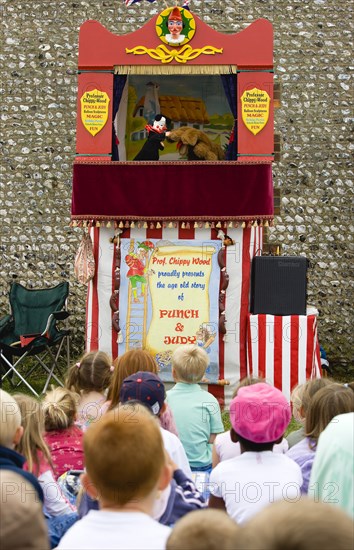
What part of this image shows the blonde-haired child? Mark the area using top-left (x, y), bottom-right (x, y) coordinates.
top-left (65, 351), bottom-right (113, 431)
top-left (14, 393), bottom-right (76, 519)
top-left (167, 509), bottom-right (239, 550)
top-left (287, 378), bottom-right (333, 449)
top-left (167, 345), bottom-right (224, 472)
top-left (57, 403), bottom-right (172, 549)
top-left (171, 344), bottom-right (209, 383)
top-left (0, 389), bottom-right (43, 501)
top-left (287, 383), bottom-right (354, 494)
top-left (0, 388), bottom-right (22, 448)
top-left (14, 394), bottom-right (52, 475)
top-left (108, 348), bottom-right (179, 436)
top-left (43, 387), bottom-right (84, 478)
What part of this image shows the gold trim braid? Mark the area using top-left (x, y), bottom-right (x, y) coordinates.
top-left (115, 64), bottom-right (237, 75)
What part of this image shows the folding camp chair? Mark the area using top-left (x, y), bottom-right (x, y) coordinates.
top-left (0, 282), bottom-right (70, 396)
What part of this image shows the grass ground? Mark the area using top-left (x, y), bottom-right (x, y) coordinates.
top-left (221, 410), bottom-right (300, 436)
top-left (2, 366), bottom-right (305, 435)
top-left (2, 362), bottom-right (351, 435)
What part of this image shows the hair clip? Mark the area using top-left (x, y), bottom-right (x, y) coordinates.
top-left (110, 365), bottom-right (115, 372)
top-left (76, 362), bottom-right (81, 369)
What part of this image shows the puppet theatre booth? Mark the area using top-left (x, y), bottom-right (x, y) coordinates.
top-left (72, 9), bottom-right (321, 403)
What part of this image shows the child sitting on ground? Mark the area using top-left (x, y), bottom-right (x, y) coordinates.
top-left (14, 394), bottom-right (77, 518)
top-left (167, 345), bottom-right (224, 473)
top-left (309, 412), bottom-right (354, 518)
top-left (108, 348), bottom-right (178, 436)
top-left (286, 383), bottom-right (354, 493)
top-left (232, 498), bottom-right (354, 550)
top-left (14, 394), bottom-right (78, 548)
top-left (78, 372), bottom-right (204, 525)
top-left (0, 389), bottom-right (43, 501)
top-left (65, 351), bottom-right (113, 432)
top-left (57, 403), bottom-right (172, 549)
top-left (119, 371), bottom-right (191, 476)
top-left (287, 378), bottom-right (333, 449)
top-left (209, 383), bottom-right (302, 524)
top-left (43, 387), bottom-right (84, 478)
top-left (166, 509), bottom-right (239, 550)
top-left (286, 383), bottom-right (306, 449)
top-left (212, 377), bottom-right (288, 468)
top-left (119, 371), bottom-right (206, 524)
top-left (0, 469), bottom-right (50, 550)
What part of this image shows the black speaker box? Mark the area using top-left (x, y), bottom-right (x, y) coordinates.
top-left (250, 256), bottom-right (308, 316)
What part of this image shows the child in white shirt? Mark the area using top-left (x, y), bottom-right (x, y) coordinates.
top-left (209, 383), bottom-right (302, 524)
top-left (57, 403), bottom-right (172, 549)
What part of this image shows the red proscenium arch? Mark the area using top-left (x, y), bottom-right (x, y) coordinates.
top-left (78, 17), bottom-right (273, 70)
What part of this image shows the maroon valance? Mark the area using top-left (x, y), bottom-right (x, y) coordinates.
top-left (71, 161), bottom-right (273, 224)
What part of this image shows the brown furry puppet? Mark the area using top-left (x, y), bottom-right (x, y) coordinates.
top-left (166, 127), bottom-right (225, 161)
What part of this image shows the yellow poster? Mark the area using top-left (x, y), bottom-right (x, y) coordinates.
top-left (241, 88), bottom-right (270, 136)
top-left (147, 244), bottom-right (215, 352)
top-left (119, 239), bottom-right (221, 383)
top-left (80, 89), bottom-right (110, 136)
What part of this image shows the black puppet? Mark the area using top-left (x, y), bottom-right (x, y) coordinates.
top-left (134, 114), bottom-right (168, 161)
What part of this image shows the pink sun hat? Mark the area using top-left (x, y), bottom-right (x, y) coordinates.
top-left (230, 383), bottom-right (291, 443)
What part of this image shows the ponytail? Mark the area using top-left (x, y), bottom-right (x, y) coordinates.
top-left (43, 387), bottom-right (77, 431)
top-left (65, 362), bottom-right (82, 394)
top-left (65, 351), bottom-right (113, 394)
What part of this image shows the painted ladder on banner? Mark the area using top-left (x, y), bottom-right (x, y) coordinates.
top-left (125, 239), bottom-right (148, 351)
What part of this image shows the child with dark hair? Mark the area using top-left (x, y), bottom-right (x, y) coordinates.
top-left (212, 377), bottom-right (288, 467)
top-left (209, 383), bottom-right (302, 524)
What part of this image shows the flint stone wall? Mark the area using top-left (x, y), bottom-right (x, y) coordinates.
top-left (1, 0), bottom-right (352, 371)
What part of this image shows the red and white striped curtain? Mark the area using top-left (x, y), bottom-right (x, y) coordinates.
top-left (247, 313), bottom-right (322, 401)
top-left (85, 225), bottom-right (263, 404)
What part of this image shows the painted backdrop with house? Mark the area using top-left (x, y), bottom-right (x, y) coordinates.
top-left (116, 75), bottom-right (234, 160)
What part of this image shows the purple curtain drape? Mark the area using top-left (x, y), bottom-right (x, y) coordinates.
top-left (220, 74), bottom-right (237, 160)
top-left (111, 75), bottom-right (128, 161)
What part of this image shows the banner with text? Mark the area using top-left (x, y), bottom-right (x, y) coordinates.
top-left (119, 238), bottom-right (221, 383)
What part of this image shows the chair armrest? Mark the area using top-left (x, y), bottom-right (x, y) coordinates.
top-left (0, 314), bottom-right (13, 336)
top-left (52, 311), bottom-right (70, 321)
top-left (41, 311), bottom-right (70, 336)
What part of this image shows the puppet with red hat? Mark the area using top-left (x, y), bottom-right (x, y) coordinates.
top-left (165, 7), bottom-right (186, 45)
top-left (134, 114), bottom-right (170, 161)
